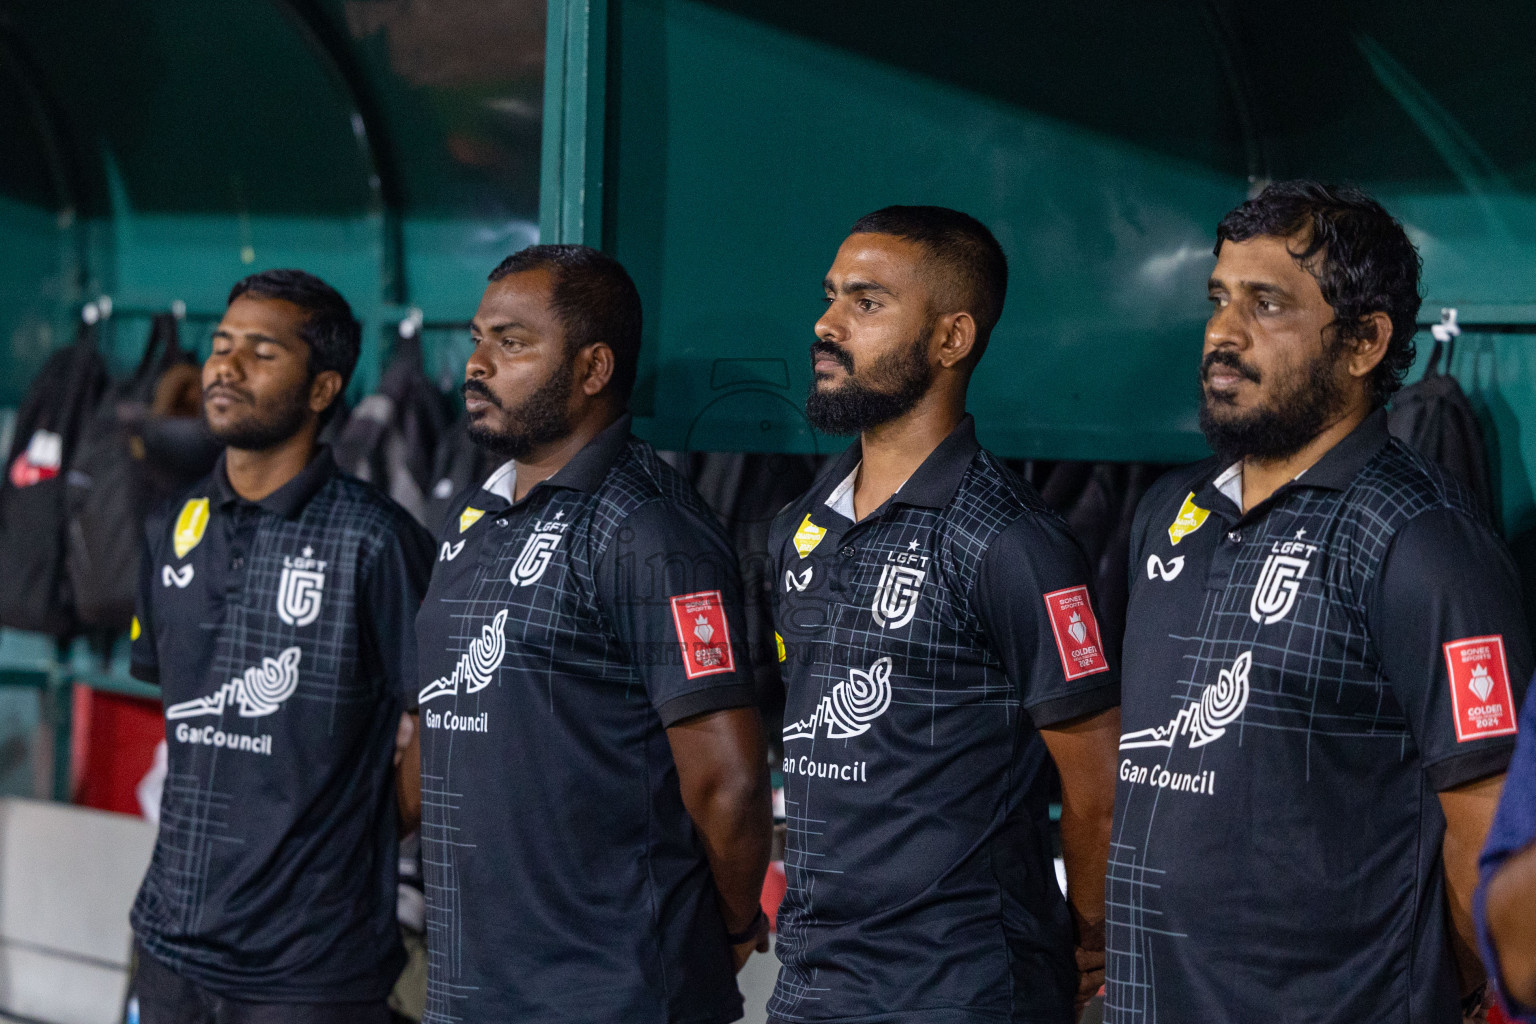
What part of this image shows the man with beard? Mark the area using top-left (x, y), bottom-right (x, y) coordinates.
top-left (767, 206), bottom-right (1121, 1024)
top-left (127, 270), bottom-right (433, 1023)
top-left (1105, 181), bottom-right (1529, 1024)
top-left (406, 244), bottom-right (772, 1024)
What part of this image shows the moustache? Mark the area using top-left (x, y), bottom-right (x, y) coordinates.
top-left (462, 379), bottom-right (502, 408)
top-left (1201, 350), bottom-right (1261, 384)
top-left (203, 383), bottom-right (253, 404)
top-left (810, 340), bottom-right (855, 374)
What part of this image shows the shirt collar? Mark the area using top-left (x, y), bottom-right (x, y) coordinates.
top-left (1212, 461), bottom-right (1243, 508)
top-left (213, 446), bottom-right (336, 518)
top-left (478, 413), bottom-right (634, 506)
top-left (815, 414), bottom-right (982, 514)
top-left (1290, 407), bottom-right (1392, 490)
top-left (1196, 407), bottom-right (1393, 515)
top-left (823, 464), bottom-right (860, 520)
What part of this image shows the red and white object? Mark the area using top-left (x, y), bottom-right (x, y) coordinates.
top-left (1043, 585), bottom-right (1109, 681)
top-left (670, 590), bottom-right (736, 679)
top-left (7, 429), bottom-right (62, 488)
top-left (1443, 635), bottom-right (1517, 742)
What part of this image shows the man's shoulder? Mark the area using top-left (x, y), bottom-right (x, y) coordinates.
top-left (1346, 437), bottom-right (1485, 525)
top-left (315, 472), bottom-right (432, 548)
top-left (1327, 438), bottom-right (1492, 579)
top-left (945, 448), bottom-right (1066, 546)
top-left (593, 439), bottom-right (728, 540)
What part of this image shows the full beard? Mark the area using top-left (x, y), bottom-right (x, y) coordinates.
top-left (805, 326), bottom-right (935, 436)
top-left (1197, 343), bottom-right (1350, 464)
top-left (205, 382), bottom-right (311, 451)
top-left (465, 361), bottom-right (574, 461)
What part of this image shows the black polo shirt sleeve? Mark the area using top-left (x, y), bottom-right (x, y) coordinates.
top-left (130, 513), bottom-right (163, 684)
top-left (1371, 507), bottom-right (1533, 791)
top-left (361, 513), bottom-right (434, 710)
top-left (973, 513), bottom-right (1120, 728)
top-left (595, 499), bottom-right (756, 727)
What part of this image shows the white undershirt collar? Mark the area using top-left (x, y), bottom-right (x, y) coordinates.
top-left (824, 461), bottom-right (912, 522)
top-left (1211, 460), bottom-right (1309, 512)
top-left (483, 459), bottom-right (517, 503)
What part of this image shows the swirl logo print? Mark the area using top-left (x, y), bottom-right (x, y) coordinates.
top-left (1119, 651), bottom-right (1252, 751)
top-left (419, 610), bottom-right (509, 705)
top-left (783, 657), bottom-right (894, 741)
top-left (167, 647), bottom-right (303, 720)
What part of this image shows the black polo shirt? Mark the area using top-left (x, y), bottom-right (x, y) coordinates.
top-left (767, 416), bottom-right (1120, 1024)
top-left (414, 414), bottom-right (755, 1024)
top-left (1106, 409), bottom-right (1531, 1024)
top-left (128, 448), bottom-right (433, 1001)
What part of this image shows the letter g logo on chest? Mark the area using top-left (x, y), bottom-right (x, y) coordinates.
top-left (1250, 553), bottom-right (1309, 624)
top-left (510, 532), bottom-right (562, 586)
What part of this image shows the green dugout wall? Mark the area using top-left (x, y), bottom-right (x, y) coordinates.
top-left (3, 0), bottom-right (1536, 538)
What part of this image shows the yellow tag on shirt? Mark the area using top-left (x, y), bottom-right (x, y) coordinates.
top-left (1167, 492), bottom-right (1210, 546)
top-left (172, 498), bottom-right (210, 558)
top-left (792, 514), bottom-right (827, 558)
top-left (130, 616), bottom-right (141, 641)
top-left (459, 507), bottom-right (486, 534)
top-left (775, 631), bottom-right (786, 663)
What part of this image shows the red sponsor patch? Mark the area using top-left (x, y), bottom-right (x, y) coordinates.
top-left (1444, 635), bottom-right (1518, 742)
top-left (1043, 585), bottom-right (1109, 681)
top-left (670, 590), bottom-right (736, 680)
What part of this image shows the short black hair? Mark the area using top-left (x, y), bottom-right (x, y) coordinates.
top-left (227, 268), bottom-right (362, 394)
top-left (488, 244), bottom-right (643, 403)
top-left (1215, 181), bottom-right (1422, 407)
top-left (848, 205), bottom-right (1009, 353)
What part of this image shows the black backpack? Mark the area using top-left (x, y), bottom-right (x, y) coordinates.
top-left (423, 415), bottom-right (488, 538)
top-left (0, 322), bottom-right (110, 635)
top-left (65, 315), bottom-right (211, 630)
top-left (333, 334), bottom-right (451, 525)
top-left (1387, 343), bottom-right (1497, 526)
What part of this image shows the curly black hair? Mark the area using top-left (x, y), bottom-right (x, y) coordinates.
top-left (1216, 181), bottom-right (1422, 407)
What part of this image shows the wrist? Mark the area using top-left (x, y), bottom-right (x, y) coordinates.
top-left (1070, 906), bottom-right (1106, 953)
top-left (726, 908), bottom-right (769, 946)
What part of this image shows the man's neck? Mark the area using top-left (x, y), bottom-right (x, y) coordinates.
top-left (512, 405), bottom-right (622, 503)
top-left (852, 393), bottom-right (963, 522)
top-left (1238, 401), bottom-right (1371, 513)
top-left (224, 427), bottom-right (319, 503)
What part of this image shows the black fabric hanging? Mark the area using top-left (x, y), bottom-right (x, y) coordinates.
top-left (684, 450), bottom-right (819, 749)
top-left (1026, 459), bottom-right (1169, 665)
top-left (1387, 338), bottom-right (1497, 525)
top-left (0, 321), bottom-right (110, 635)
top-left (65, 314), bottom-right (214, 630)
top-left (334, 333), bottom-right (451, 525)
top-left (423, 415), bottom-right (489, 538)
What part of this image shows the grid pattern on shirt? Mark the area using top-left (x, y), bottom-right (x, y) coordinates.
top-left (771, 452), bottom-right (1078, 1022)
top-left (132, 475), bottom-right (406, 976)
top-left (1104, 442), bottom-right (1482, 1024)
top-left (420, 440), bottom-right (736, 1024)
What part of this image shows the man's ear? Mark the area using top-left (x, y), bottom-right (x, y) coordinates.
top-left (1346, 311), bottom-right (1393, 381)
top-left (936, 312), bottom-right (977, 370)
top-left (308, 369), bottom-right (344, 415)
top-left (578, 343), bottom-right (616, 397)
